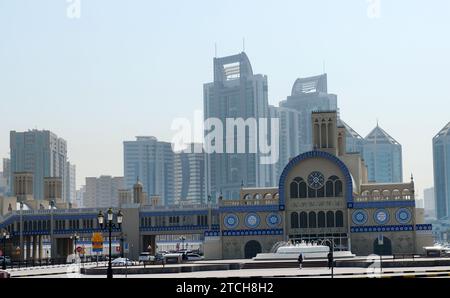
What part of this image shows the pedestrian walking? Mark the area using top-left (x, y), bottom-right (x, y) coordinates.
top-left (298, 253), bottom-right (304, 269)
top-left (327, 251), bottom-right (333, 269)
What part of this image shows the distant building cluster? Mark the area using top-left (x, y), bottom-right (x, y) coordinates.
top-left (1, 130), bottom-right (77, 207)
top-left (1, 51), bottom-right (449, 226)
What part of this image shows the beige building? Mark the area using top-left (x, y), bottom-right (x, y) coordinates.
top-left (205, 111), bottom-right (433, 258)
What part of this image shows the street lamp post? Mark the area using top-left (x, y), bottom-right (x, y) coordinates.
top-left (19, 202), bottom-right (23, 263)
top-left (1, 229), bottom-right (10, 270)
top-left (50, 200), bottom-right (55, 261)
top-left (179, 236), bottom-right (186, 250)
top-left (97, 208), bottom-right (123, 279)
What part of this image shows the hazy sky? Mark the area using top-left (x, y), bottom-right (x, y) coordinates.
top-left (1, 0), bottom-right (449, 196)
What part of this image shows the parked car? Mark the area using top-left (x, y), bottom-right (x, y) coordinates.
top-left (186, 254), bottom-right (204, 261)
top-left (0, 270), bottom-right (10, 279)
top-left (139, 251), bottom-right (152, 263)
top-left (0, 256), bottom-right (11, 266)
top-left (155, 253), bottom-right (165, 261)
top-left (163, 253), bottom-right (183, 264)
top-left (111, 257), bottom-right (133, 266)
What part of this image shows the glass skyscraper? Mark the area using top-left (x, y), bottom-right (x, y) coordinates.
top-left (203, 52), bottom-right (271, 201)
top-left (278, 74), bottom-right (338, 154)
top-left (433, 122), bottom-right (450, 220)
top-left (123, 136), bottom-right (174, 206)
top-left (173, 143), bottom-right (207, 206)
top-left (363, 125), bottom-right (403, 183)
top-left (338, 119), bottom-right (365, 155)
top-left (10, 130), bottom-right (68, 200)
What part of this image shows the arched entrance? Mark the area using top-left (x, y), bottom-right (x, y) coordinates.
top-left (373, 236), bottom-right (392, 255)
top-left (244, 240), bottom-right (262, 259)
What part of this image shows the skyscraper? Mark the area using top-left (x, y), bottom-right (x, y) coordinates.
top-left (1, 158), bottom-right (10, 195)
top-left (269, 105), bottom-right (302, 184)
top-left (123, 136), bottom-right (174, 206)
top-left (203, 52), bottom-right (271, 201)
top-left (363, 124), bottom-right (403, 183)
top-left (66, 162), bottom-right (76, 204)
top-left (278, 74), bottom-right (338, 154)
top-left (338, 119), bottom-right (365, 154)
top-left (423, 187), bottom-right (436, 219)
top-left (10, 130), bottom-right (68, 200)
top-left (433, 122), bottom-right (450, 220)
top-left (75, 185), bottom-right (86, 208)
top-left (84, 176), bottom-right (124, 208)
top-left (173, 143), bottom-right (207, 206)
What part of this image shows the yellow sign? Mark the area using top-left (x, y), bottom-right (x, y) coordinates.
top-left (92, 232), bottom-right (104, 251)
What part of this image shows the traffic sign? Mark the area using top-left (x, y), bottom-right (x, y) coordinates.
top-left (76, 246), bottom-right (83, 253)
top-left (92, 232), bottom-right (104, 252)
top-left (124, 242), bottom-right (129, 254)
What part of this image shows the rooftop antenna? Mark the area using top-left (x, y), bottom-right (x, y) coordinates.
top-left (322, 60), bottom-right (326, 74)
top-left (214, 42), bottom-right (218, 58)
top-left (376, 118), bottom-right (379, 127)
top-left (242, 37), bottom-right (246, 52)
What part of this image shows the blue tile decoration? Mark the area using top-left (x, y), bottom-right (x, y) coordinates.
top-left (352, 201), bottom-right (415, 209)
top-left (219, 205), bottom-right (279, 213)
top-left (373, 209), bottom-right (390, 225)
top-left (140, 210), bottom-right (209, 217)
top-left (266, 213), bottom-right (281, 228)
top-left (395, 208), bottom-right (412, 224)
top-left (222, 229), bottom-right (283, 236)
top-left (139, 225), bottom-right (214, 232)
top-left (416, 224), bottom-right (433, 231)
top-left (204, 230), bottom-right (220, 237)
top-left (352, 210), bottom-right (368, 225)
top-left (245, 213), bottom-right (260, 229)
top-left (350, 225), bottom-right (414, 233)
top-left (224, 214), bottom-right (239, 229)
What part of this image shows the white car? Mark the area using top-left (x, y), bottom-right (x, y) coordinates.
top-left (111, 257), bottom-right (133, 266)
top-left (186, 254), bottom-right (204, 261)
top-left (139, 252), bottom-right (156, 264)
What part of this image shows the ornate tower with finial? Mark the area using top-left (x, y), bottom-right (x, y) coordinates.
top-left (133, 177), bottom-right (143, 204)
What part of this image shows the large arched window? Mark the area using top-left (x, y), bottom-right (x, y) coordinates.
top-left (326, 211), bottom-right (335, 228)
top-left (290, 181), bottom-right (299, 198)
top-left (335, 180), bottom-right (343, 197)
top-left (263, 193), bottom-right (273, 200)
top-left (321, 121), bottom-right (327, 147)
top-left (318, 211), bottom-right (326, 228)
top-left (326, 180), bottom-right (334, 197)
top-left (317, 186), bottom-right (325, 198)
top-left (290, 177), bottom-right (305, 198)
top-left (291, 212), bottom-right (299, 228)
top-left (308, 187), bottom-right (317, 198)
top-left (299, 180), bottom-right (307, 198)
top-left (308, 212), bottom-right (317, 228)
top-left (335, 211), bottom-right (344, 227)
top-left (326, 176), bottom-right (343, 197)
top-left (300, 212), bottom-right (308, 228)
